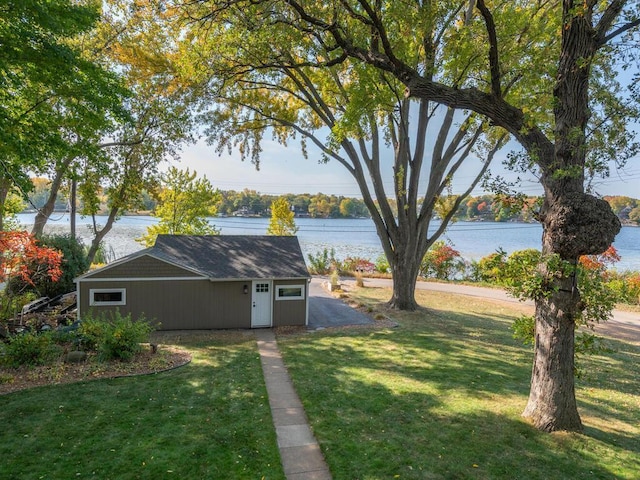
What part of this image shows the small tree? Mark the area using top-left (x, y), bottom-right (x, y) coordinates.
top-left (420, 241), bottom-right (464, 280)
top-left (38, 235), bottom-right (90, 297)
top-left (138, 167), bottom-right (220, 247)
top-left (267, 197), bottom-right (298, 236)
top-left (6, 234), bottom-right (89, 298)
top-left (0, 232), bottom-right (62, 317)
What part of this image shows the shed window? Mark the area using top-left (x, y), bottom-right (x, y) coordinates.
top-left (276, 285), bottom-right (305, 301)
top-left (90, 288), bottom-right (126, 306)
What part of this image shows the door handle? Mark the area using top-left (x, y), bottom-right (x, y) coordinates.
top-left (253, 302), bottom-right (256, 307)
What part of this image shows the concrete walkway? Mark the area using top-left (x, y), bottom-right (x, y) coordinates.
top-left (255, 329), bottom-right (332, 480)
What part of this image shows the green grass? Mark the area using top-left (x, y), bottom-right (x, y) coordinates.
top-left (279, 287), bottom-right (640, 479)
top-left (0, 331), bottom-right (284, 480)
top-left (2, 290), bottom-right (638, 480)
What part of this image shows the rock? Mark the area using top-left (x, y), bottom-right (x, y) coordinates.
top-left (65, 351), bottom-right (87, 363)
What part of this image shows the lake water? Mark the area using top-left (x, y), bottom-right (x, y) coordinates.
top-left (17, 213), bottom-right (640, 272)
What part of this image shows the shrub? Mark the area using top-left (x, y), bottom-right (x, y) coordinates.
top-left (307, 248), bottom-right (338, 275)
top-left (342, 257), bottom-right (375, 274)
top-left (38, 234), bottom-right (90, 297)
top-left (420, 241), bottom-right (464, 280)
top-left (470, 250), bottom-right (508, 284)
top-left (374, 254), bottom-right (390, 274)
top-left (512, 315), bottom-right (535, 346)
top-left (501, 249), bottom-right (544, 299)
top-left (606, 272), bottom-right (640, 305)
top-left (0, 291), bottom-right (38, 321)
top-left (79, 311), bottom-right (154, 362)
top-left (77, 316), bottom-right (108, 351)
top-left (2, 331), bottom-right (62, 367)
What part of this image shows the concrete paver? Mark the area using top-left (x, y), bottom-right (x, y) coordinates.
top-left (255, 329), bottom-right (332, 480)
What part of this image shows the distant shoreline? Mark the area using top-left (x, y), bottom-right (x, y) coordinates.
top-left (17, 214), bottom-right (640, 272)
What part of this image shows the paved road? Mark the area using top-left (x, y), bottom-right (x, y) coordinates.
top-left (340, 276), bottom-right (640, 341)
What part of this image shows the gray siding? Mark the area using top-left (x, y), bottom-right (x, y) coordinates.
top-left (273, 280), bottom-right (307, 327)
top-left (86, 255), bottom-right (200, 279)
top-left (79, 279), bottom-right (251, 330)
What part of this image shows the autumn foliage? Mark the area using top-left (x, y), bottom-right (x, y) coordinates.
top-left (0, 231), bottom-right (63, 291)
top-left (579, 245), bottom-right (621, 273)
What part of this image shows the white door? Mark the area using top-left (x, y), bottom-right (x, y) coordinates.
top-left (251, 281), bottom-right (272, 328)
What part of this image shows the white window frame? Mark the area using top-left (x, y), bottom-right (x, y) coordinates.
top-left (275, 284), bottom-right (305, 301)
top-left (89, 288), bottom-right (126, 306)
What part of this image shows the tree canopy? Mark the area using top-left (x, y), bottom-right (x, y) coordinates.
top-left (267, 197), bottom-right (298, 236)
top-left (164, 0), bottom-right (640, 432)
top-left (138, 167), bottom-right (220, 247)
top-left (161, 0), bottom-right (510, 310)
top-left (0, 0), bottom-right (129, 230)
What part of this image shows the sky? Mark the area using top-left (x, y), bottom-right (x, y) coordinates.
top-left (175, 56), bottom-right (640, 200)
top-left (177, 132), bottom-right (640, 200)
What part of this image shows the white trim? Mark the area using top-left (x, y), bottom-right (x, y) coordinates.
top-left (305, 279), bottom-right (310, 326)
top-left (79, 276), bottom-right (310, 283)
top-left (89, 288), bottom-right (126, 306)
top-left (275, 284), bottom-right (306, 301)
top-left (79, 276), bottom-right (207, 283)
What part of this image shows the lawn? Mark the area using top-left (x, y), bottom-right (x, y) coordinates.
top-left (0, 331), bottom-right (285, 480)
top-left (278, 286), bottom-right (640, 479)
top-left (1, 288), bottom-right (638, 480)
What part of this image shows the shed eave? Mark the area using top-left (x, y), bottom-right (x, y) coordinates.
top-left (76, 276), bottom-right (208, 283)
top-left (206, 275), bottom-right (311, 282)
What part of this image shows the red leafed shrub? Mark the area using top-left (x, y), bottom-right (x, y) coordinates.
top-left (0, 231), bottom-right (63, 290)
top-left (342, 257), bottom-right (376, 274)
top-left (421, 241), bottom-right (464, 280)
top-left (579, 245), bottom-right (620, 275)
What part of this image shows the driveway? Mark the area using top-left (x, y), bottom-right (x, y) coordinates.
top-left (308, 277), bottom-right (374, 329)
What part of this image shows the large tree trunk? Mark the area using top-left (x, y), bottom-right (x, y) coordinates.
top-left (524, 291), bottom-right (582, 431)
top-left (524, 221), bottom-right (583, 431)
top-left (387, 238), bottom-right (422, 311)
top-left (522, 2), bottom-right (622, 431)
top-left (523, 190), bottom-right (620, 431)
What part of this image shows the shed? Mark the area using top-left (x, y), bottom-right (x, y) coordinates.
top-left (75, 235), bottom-right (310, 330)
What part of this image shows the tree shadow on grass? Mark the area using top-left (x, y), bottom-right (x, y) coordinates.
top-left (279, 302), bottom-right (639, 479)
top-left (284, 349), bottom-right (637, 479)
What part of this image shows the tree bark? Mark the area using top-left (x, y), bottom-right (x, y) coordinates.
top-left (523, 238), bottom-right (583, 431)
top-left (0, 177), bottom-right (10, 232)
top-left (521, 2), bottom-right (621, 431)
top-left (86, 206), bottom-right (120, 265)
top-left (70, 178), bottom-right (76, 238)
top-left (524, 297), bottom-right (582, 431)
top-left (389, 257), bottom-right (421, 310)
top-left (31, 157), bottom-right (73, 236)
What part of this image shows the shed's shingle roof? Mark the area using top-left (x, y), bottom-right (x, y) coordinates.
top-left (150, 235), bottom-right (309, 280)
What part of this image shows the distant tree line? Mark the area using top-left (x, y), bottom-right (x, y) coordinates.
top-left (23, 181), bottom-right (372, 219)
top-left (22, 179), bottom-right (640, 224)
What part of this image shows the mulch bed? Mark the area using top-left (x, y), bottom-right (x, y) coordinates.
top-left (0, 344), bottom-right (192, 396)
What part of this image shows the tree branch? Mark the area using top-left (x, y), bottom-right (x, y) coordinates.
top-left (594, 0), bottom-right (628, 46)
top-left (476, 0), bottom-right (502, 98)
